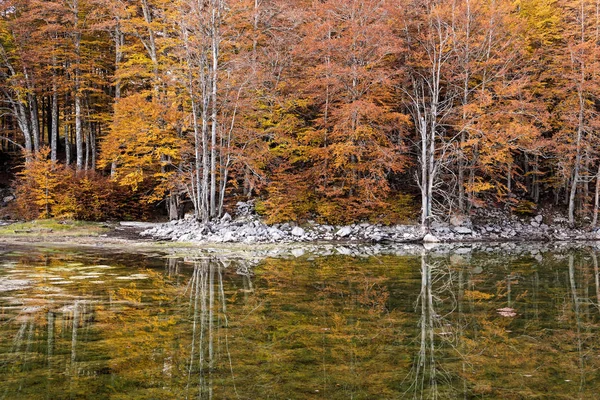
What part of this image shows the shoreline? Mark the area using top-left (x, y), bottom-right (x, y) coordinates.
top-left (1, 220), bottom-right (600, 259)
top-left (2, 202), bottom-right (600, 254)
top-left (139, 212), bottom-right (600, 245)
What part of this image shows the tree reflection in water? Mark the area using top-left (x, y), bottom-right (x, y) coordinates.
top-left (185, 258), bottom-right (239, 399)
top-left (404, 251), bottom-right (462, 399)
top-left (1, 246), bottom-right (600, 399)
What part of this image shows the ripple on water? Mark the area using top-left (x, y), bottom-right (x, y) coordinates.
top-left (115, 274), bottom-right (149, 280)
top-left (0, 278), bottom-right (31, 292)
top-left (71, 275), bottom-right (102, 280)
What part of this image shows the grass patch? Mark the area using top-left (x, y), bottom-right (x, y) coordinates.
top-left (0, 219), bottom-right (111, 237)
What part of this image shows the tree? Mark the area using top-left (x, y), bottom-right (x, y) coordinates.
top-left (15, 148), bottom-right (63, 218)
top-left (99, 93), bottom-right (182, 203)
top-left (262, 0), bottom-right (409, 224)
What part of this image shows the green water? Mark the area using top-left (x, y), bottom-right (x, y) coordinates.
top-left (0, 244), bottom-right (599, 399)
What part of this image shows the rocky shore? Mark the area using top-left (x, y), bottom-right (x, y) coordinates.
top-left (140, 201), bottom-right (600, 244)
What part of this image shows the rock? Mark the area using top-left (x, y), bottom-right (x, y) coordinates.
top-left (221, 212), bottom-right (232, 223)
top-left (3, 195), bottom-right (14, 203)
top-left (534, 215), bottom-right (543, 223)
top-left (369, 234), bottom-right (384, 242)
top-left (423, 233), bottom-right (440, 243)
top-left (223, 231), bottom-right (236, 242)
top-left (452, 226), bottom-right (472, 234)
top-left (530, 221), bottom-right (539, 228)
top-left (336, 226), bottom-right (353, 237)
top-left (291, 227), bottom-right (305, 237)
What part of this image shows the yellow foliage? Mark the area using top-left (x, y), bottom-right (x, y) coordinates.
top-left (99, 93), bottom-right (182, 196)
top-left (15, 148), bottom-right (63, 219)
top-left (464, 290), bottom-right (494, 301)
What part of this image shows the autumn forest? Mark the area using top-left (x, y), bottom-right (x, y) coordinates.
top-left (0, 0), bottom-right (597, 228)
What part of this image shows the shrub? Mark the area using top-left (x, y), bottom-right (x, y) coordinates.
top-left (14, 149), bottom-right (157, 221)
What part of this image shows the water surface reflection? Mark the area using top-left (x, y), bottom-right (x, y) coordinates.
top-left (0, 244), bottom-right (599, 399)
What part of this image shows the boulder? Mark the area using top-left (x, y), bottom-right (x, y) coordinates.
top-left (423, 233), bottom-right (440, 243)
top-left (336, 226), bottom-right (353, 237)
top-left (291, 227), bottom-right (305, 237)
top-left (221, 212), bottom-right (232, 223)
top-left (222, 231), bottom-right (236, 242)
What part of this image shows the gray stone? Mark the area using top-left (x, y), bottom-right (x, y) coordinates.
top-left (223, 231), bottom-right (236, 242)
top-left (336, 226), bottom-right (353, 237)
top-left (220, 212), bottom-right (232, 223)
top-left (370, 234), bottom-right (383, 242)
top-left (453, 226), bottom-right (472, 234)
top-left (423, 233), bottom-right (440, 243)
top-left (291, 227), bottom-right (305, 236)
top-left (534, 215), bottom-right (543, 223)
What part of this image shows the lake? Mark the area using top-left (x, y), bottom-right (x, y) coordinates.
top-left (0, 243), bottom-right (599, 399)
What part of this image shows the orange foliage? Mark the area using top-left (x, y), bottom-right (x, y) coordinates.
top-left (14, 148), bottom-right (155, 221)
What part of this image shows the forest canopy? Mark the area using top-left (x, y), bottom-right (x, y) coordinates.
top-left (0, 0), bottom-right (598, 228)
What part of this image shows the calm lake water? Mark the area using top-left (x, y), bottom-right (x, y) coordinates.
top-left (0, 243), bottom-right (599, 399)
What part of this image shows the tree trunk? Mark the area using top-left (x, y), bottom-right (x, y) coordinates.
top-left (74, 0), bottom-right (83, 171)
top-left (592, 164), bottom-right (600, 227)
top-left (569, 93), bottom-right (584, 227)
top-left (15, 102), bottom-right (33, 159)
top-left (65, 123), bottom-right (71, 166)
top-left (533, 155), bottom-right (540, 203)
top-left (29, 94), bottom-right (40, 153)
top-left (209, 6), bottom-right (219, 218)
top-left (51, 88), bottom-right (58, 162)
